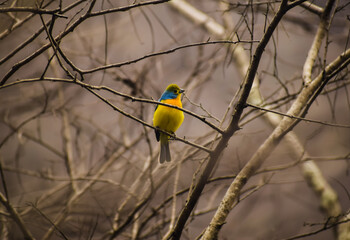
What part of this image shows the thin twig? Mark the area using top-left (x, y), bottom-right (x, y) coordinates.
top-left (246, 103), bottom-right (350, 128)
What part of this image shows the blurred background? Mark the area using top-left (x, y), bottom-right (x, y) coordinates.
top-left (0, 0), bottom-right (349, 239)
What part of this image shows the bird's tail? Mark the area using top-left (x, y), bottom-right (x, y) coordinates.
top-left (159, 133), bottom-right (171, 163)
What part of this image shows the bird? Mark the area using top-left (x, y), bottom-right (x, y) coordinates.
top-left (153, 84), bottom-right (185, 163)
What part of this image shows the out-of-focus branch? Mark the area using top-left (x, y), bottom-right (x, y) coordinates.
top-left (286, 134), bottom-right (341, 216)
top-left (202, 47), bottom-right (350, 239)
top-left (0, 0), bottom-right (56, 40)
top-left (246, 103), bottom-right (350, 128)
top-left (299, 1), bottom-right (324, 16)
top-left (251, 103), bottom-right (349, 238)
top-left (1, 121), bottom-right (64, 159)
top-left (58, 85), bottom-right (77, 193)
top-left (302, 0), bottom-right (335, 85)
top-left (107, 153), bottom-right (190, 239)
top-left (48, 42), bottom-right (78, 192)
top-left (0, 99), bottom-right (47, 150)
top-left (43, 134), bottom-right (144, 239)
top-left (170, 0), bottom-right (263, 106)
top-left (112, 154), bottom-right (155, 229)
top-left (167, 0), bottom-right (295, 239)
top-left (0, 0), bottom-right (171, 86)
top-left (169, 0), bottom-right (225, 35)
top-left (0, 0), bottom-right (85, 63)
top-left (0, 192), bottom-right (34, 240)
top-left (257, 98), bottom-right (350, 238)
top-left (162, 164), bottom-right (182, 240)
top-left (111, 156), bottom-right (156, 239)
top-left (218, 0), bottom-right (349, 239)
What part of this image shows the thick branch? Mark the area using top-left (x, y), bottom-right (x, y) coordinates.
top-left (167, 0), bottom-right (293, 239)
top-left (201, 47), bottom-right (350, 239)
top-left (302, 0), bottom-right (335, 85)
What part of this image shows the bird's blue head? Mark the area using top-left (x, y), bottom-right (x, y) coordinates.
top-left (159, 84), bottom-right (185, 101)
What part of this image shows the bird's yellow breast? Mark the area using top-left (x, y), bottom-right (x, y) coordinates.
top-left (153, 98), bottom-right (184, 133)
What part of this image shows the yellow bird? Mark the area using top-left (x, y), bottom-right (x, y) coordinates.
top-left (153, 84), bottom-right (185, 163)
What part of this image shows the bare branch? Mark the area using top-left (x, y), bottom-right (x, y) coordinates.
top-left (0, 191), bottom-right (34, 240)
top-left (302, 0), bottom-right (335, 85)
top-left (0, 6), bottom-right (66, 17)
top-left (246, 102), bottom-right (350, 128)
top-left (202, 46), bottom-right (350, 239)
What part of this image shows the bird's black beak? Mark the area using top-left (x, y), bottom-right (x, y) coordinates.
top-left (179, 89), bottom-right (185, 93)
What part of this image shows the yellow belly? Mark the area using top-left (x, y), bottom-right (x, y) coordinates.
top-left (153, 104), bottom-right (184, 133)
